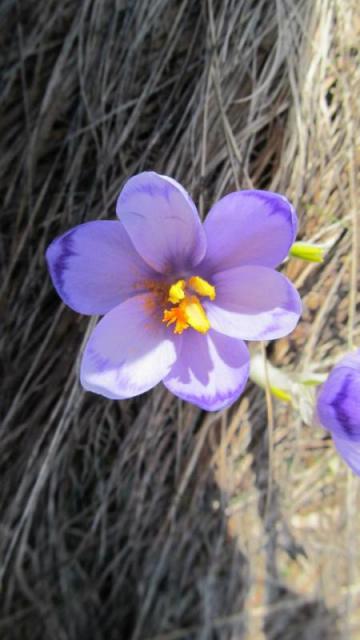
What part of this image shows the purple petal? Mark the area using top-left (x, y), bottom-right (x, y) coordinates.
top-left (334, 350), bottom-right (360, 372)
top-left (316, 349), bottom-right (360, 442)
top-left (201, 190), bottom-right (298, 273)
top-left (204, 265), bottom-right (301, 341)
top-left (80, 294), bottom-right (177, 399)
top-left (116, 172), bottom-right (206, 273)
top-left (332, 435), bottom-right (360, 476)
top-left (46, 221), bottom-right (153, 315)
top-left (163, 330), bottom-right (249, 411)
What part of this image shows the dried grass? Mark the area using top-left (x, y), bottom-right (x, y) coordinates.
top-left (0, 0), bottom-right (359, 638)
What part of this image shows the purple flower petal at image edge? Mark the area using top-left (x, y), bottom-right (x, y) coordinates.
top-left (203, 265), bottom-right (302, 341)
top-left (163, 330), bottom-right (250, 411)
top-left (201, 190), bottom-right (297, 273)
top-left (80, 294), bottom-right (177, 399)
top-left (316, 349), bottom-right (360, 442)
top-left (46, 221), bottom-right (154, 315)
top-left (116, 172), bottom-right (206, 273)
top-left (316, 349), bottom-right (360, 475)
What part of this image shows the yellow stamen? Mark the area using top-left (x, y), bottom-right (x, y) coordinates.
top-left (168, 279), bottom-right (186, 304)
top-left (180, 295), bottom-right (210, 334)
top-left (162, 295), bottom-right (210, 335)
top-left (162, 275), bottom-right (215, 335)
top-left (188, 275), bottom-right (216, 300)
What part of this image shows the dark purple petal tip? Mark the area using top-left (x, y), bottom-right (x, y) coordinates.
top-left (202, 189), bottom-right (298, 273)
top-left (46, 229), bottom-right (77, 308)
top-left (317, 349), bottom-right (360, 475)
top-left (46, 220), bottom-right (153, 315)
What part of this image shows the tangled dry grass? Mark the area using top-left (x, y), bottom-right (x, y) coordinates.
top-left (1, 0), bottom-right (359, 638)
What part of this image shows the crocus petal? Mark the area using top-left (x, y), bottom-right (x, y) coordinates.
top-left (163, 330), bottom-right (249, 411)
top-left (201, 190), bottom-right (297, 273)
top-left (333, 350), bottom-right (360, 373)
top-left (316, 349), bottom-right (360, 442)
top-left (332, 436), bottom-right (360, 476)
top-left (46, 221), bottom-right (153, 315)
top-left (204, 265), bottom-right (301, 341)
top-left (116, 171), bottom-right (206, 273)
top-left (80, 294), bottom-right (177, 399)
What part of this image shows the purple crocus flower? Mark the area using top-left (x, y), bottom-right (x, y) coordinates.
top-left (46, 172), bottom-right (301, 411)
top-left (317, 349), bottom-right (360, 475)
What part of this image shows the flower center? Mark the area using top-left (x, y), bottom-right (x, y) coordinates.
top-left (162, 276), bottom-right (215, 335)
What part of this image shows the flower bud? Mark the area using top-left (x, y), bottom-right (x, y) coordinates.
top-left (289, 241), bottom-right (325, 263)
